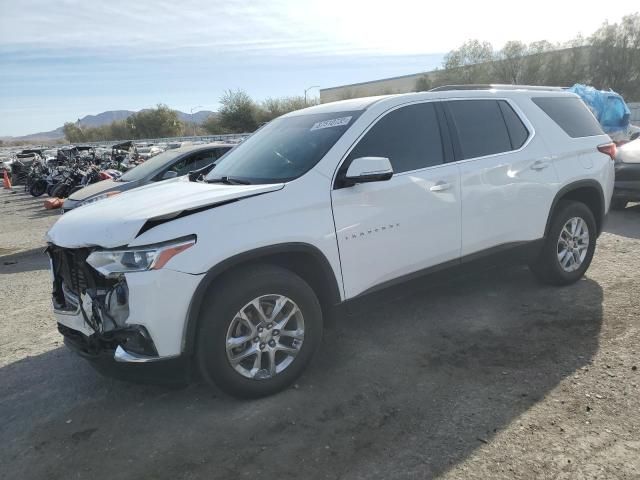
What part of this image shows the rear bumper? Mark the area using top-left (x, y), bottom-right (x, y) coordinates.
top-left (614, 162), bottom-right (640, 200)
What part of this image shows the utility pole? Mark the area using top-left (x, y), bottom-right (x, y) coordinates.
top-left (304, 86), bottom-right (320, 106)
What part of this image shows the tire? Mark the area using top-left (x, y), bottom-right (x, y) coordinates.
top-left (197, 264), bottom-right (323, 398)
top-left (29, 180), bottom-right (47, 197)
top-left (529, 200), bottom-right (597, 286)
top-left (51, 182), bottom-right (70, 199)
top-left (610, 198), bottom-right (628, 210)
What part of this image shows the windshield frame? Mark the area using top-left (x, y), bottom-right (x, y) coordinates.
top-left (205, 110), bottom-right (363, 185)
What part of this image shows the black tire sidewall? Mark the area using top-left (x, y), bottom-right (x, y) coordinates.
top-left (611, 198), bottom-right (627, 210)
top-left (30, 180), bottom-right (46, 197)
top-left (542, 201), bottom-right (597, 284)
top-left (197, 266), bottom-right (323, 398)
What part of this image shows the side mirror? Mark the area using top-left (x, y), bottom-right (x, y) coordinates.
top-left (344, 157), bottom-right (393, 186)
top-left (161, 170), bottom-right (178, 180)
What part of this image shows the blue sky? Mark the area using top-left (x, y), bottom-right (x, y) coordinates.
top-left (1, 0), bottom-right (637, 136)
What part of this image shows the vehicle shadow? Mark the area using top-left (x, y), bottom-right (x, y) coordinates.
top-left (1, 265), bottom-right (603, 480)
top-left (604, 203), bottom-right (640, 240)
top-left (0, 250), bottom-right (49, 274)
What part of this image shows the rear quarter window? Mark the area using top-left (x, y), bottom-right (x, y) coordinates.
top-left (532, 97), bottom-right (604, 138)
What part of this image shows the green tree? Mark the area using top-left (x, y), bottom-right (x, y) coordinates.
top-left (544, 36), bottom-right (588, 87)
top-left (259, 96), bottom-right (313, 123)
top-left (128, 104), bottom-right (183, 139)
top-left (589, 13), bottom-right (640, 100)
top-left (520, 40), bottom-right (554, 84)
top-left (218, 89), bottom-right (259, 133)
top-left (493, 41), bottom-right (528, 84)
top-left (414, 75), bottom-right (432, 92)
top-left (202, 115), bottom-right (228, 134)
top-left (440, 40), bottom-right (495, 84)
top-left (63, 122), bottom-right (85, 143)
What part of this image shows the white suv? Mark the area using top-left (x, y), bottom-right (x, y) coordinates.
top-left (46, 87), bottom-right (615, 397)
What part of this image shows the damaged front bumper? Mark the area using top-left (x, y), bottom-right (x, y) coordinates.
top-left (48, 244), bottom-right (204, 382)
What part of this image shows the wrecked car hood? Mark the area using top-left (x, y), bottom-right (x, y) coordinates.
top-left (46, 179), bottom-right (284, 248)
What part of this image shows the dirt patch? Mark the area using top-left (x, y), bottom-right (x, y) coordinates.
top-left (1, 200), bottom-right (639, 480)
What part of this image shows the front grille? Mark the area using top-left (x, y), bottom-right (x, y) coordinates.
top-left (49, 246), bottom-right (90, 297)
top-left (48, 245), bottom-right (114, 310)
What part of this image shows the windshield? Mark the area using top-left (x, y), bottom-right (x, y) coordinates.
top-left (205, 110), bottom-right (362, 184)
top-left (119, 149), bottom-right (183, 182)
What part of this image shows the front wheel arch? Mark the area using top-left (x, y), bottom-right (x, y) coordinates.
top-left (181, 243), bottom-right (341, 356)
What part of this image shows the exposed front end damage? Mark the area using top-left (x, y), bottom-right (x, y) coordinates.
top-left (48, 245), bottom-right (159, 360)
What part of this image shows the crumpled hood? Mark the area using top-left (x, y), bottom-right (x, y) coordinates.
top-left (47, 179), bottom-right (284, 248)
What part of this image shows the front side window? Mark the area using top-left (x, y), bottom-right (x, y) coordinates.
top-left (346, 102), bottom-right (444, 174)
top-left (119, 149), bottom-right (183, 182)
top-left (206, 111), bottom-right (363, 184)
top-left (447, 99), bottom-right (512, 160)
top-left (170, 152), bottom-right (212, 175)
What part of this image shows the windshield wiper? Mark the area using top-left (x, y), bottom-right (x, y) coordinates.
top-left (207, 176), bottom-right (252, 185)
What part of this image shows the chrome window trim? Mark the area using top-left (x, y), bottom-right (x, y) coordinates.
top-left (331, 98), bottom-right (447, 186)
top-left (443, 97), bottom-right (536, 165)
top-left (331, 96), bottom-right (536, 187)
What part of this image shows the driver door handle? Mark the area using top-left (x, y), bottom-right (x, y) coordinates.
top-left (530, 160), bottom-right (551, 171)
top-left (430, 181), bottom-right (452, 192)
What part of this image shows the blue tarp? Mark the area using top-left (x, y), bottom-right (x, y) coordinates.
top-left (569, 84), bottom-right (631, 135)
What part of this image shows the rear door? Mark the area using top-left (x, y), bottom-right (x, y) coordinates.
top-left (444, 98), bottom-right (558, 256)
top-left (331, 101), bottom-right (461, 299)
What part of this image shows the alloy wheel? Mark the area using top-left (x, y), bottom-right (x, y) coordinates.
top-left (557, 217), bottom-right (589, 272)
top-left (225, 294), bottom-right (305, 380)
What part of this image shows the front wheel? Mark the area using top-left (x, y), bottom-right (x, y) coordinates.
top-left (197, 265), bottom-right (323, 398)
top-left (51, 182), bottom-right (70, 199)
top-left (29, 180), bottom-right (47, 197)
top-left (529, 200), bottom-right (597, 286)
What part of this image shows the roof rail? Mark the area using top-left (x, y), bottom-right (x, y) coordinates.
top-left (429, 84), bottom-right (566, 92)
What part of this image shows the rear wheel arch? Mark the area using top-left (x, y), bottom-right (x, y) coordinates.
top-left (182, 243), bottom-right (341, 355)
top-left (545, 181), bottom-right (605, 237)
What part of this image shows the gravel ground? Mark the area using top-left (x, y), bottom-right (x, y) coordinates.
top-left (1, 188), bottom-right (639, 480)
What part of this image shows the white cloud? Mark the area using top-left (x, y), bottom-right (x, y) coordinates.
top-left (2, 0), bottom-right (637, 57)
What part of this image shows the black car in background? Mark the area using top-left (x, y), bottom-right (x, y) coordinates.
top-left (62, 143), bottom-right (234, 212)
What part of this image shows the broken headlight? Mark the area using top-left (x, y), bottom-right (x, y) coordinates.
top-left (86, 236), bottom-right (195, 278)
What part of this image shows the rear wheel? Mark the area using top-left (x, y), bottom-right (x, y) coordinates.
top-left (197, 265), bottom-right (323, 398)
top-left (529, 200), bottom-right (597, 286)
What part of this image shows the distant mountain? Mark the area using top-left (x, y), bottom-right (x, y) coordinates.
top-left (3, 109), bottom-right (216, 142)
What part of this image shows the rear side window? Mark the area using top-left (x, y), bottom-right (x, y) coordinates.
top-left (447, 100), bottom-right (512, 159)
top-left (347, 102), bottom-right (444, 174)
top-left (532, 97), bottom-right (604, 138)
top-left (498, 101), bottom-right (529, 149)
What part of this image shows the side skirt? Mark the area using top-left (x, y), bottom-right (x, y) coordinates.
top-left (342, 239), bottom-right (544, 316)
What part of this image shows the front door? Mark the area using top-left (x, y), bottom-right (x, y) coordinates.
top-left (331, 102), bottom-right (462, 299)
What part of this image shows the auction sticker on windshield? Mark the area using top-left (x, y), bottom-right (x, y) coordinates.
top-left (310, 116), bottom-right (352, 131)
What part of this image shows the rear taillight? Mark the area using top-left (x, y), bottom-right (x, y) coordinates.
top-left (597, 142), bottom-right (617, 161)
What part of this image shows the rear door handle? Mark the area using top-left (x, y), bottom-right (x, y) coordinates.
top-left (430, 181), bottom-right (452, 192)
top-left (530, 160), bottom-right (551, 171)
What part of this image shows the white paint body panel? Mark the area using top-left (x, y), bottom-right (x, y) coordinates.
top-left (332, 164), bottom-right (461, 298)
